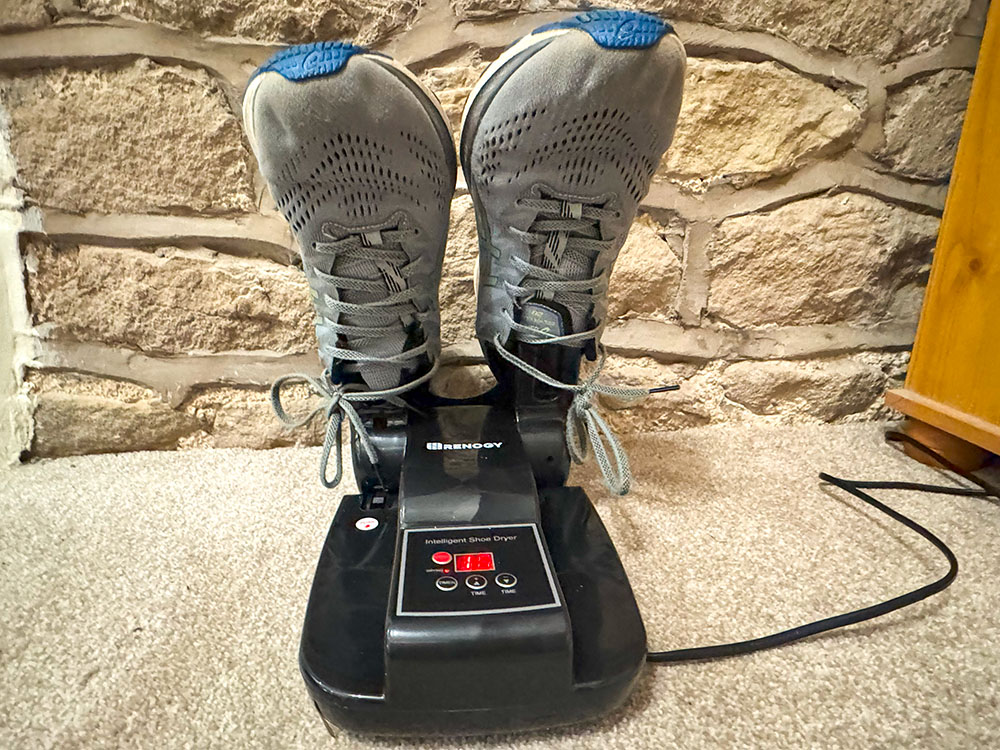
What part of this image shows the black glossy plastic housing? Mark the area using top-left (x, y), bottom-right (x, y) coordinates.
top-left (300, 347), bottom-right (646, 736)
top-left (301, 485), bottom-right (645, 735)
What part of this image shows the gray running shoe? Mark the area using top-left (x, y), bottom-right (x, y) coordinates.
top-left (460, 10), bottom-right (685, 495)
top-left (243, 42), bottom-right (456, 487)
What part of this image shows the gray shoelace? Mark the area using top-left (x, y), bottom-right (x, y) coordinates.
top-left (311, 228), bottom-right (431, 373)
top-left (506, 196), bottom-right (617, 342)
top-left (501, 195), bottom-right (675, 495)
top-left (492, 336), bottom-right (648, 496)
top-left (273, 223), bottom-right (435, 488)
top-left (271, 362), bottom-right (437, 489)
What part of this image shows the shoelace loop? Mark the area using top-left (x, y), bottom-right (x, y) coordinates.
top-left (493, 336), bottom-right (670, 496)
top-left (271, 362), bottom-right (437, 489)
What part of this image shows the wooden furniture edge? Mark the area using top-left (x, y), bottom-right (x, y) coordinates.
top-left (886, 388), bottom-right (1000, 456)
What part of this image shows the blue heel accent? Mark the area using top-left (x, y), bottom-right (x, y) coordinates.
top-left (534, 9), bottom-right (672, 49)
top-left (251, 41), bottom-right (367, 82)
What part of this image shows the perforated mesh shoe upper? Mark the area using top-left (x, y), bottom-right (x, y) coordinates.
top-left (459, 10), bottom-right (686, 495)
top-left (244, 44), bottom-right (456, 391)
top-left (461, 11), bottom-right (685, 349)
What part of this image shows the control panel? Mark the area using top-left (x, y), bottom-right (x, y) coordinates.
top-left (396, 524), bottom-right (561, 617)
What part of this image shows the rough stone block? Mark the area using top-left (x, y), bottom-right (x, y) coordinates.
top-left (28, 371), bottom-right (201, 457)
top-left (441, 195), bottom-right (479, 279)
top-left (25, 241), bottom-right (314, 355)
top-left (707, 193), bottom-right (939, 327)
top-left (665, 0), bottom-right (971, 61)
top-left (878, 70), bottom-right (974, 182)
top-left (440, 194), bottom-right (479, 345)
top-left (452, 1), bottom-right (972, 62)
top-left (78, 0), bottom-right (420, 45)
top-left (28, 372), bottom-right (328, 456)
top-left (180, 385), bottom-right (323, 449)
top-left (608, 213), bottom-right (683, 320)
top-left (451, 0), bottom-right (523, 20)
top-left (0, 60), bottom-right (254, 214)
top-left (861, 350), bottom-right (910, 420)
top-left (660, 59), bottom-right (862, 190)
top-left (439, 275), bottom-right (477, 346)
top-left (418, 50), bottom-right (493, 140)
top-left (0, 0), bottom-right (51, 31)
top-left (430, 363), bottom-right (496, 399)
top-left (596, 356), bottom-right (721, 434)
top-left (721, 356), bottom-right (891, 421)
top-left (596, 352), bottom-right (899, 438)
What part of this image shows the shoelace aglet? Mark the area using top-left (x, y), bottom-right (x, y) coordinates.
top-left (649, 384), bottom-right (681, 394)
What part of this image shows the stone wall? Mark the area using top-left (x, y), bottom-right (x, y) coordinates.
top-left (0, 0), bottom-right (987, 460)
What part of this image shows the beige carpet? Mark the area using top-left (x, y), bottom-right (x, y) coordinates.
top-left (2, 423), bottom-right (999, 749)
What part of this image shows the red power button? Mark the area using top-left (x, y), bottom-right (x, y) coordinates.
top-left (431, 551), bottom-right (452, 566)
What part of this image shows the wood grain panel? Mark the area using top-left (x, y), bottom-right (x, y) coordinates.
top-left (887, 4), bottom-right (1000, 450)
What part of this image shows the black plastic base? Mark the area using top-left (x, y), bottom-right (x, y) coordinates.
top-left (300, 485), bottom-right (646, 736)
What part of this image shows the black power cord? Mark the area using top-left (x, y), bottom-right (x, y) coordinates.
top-left (647, 430), bottom-right (999, 664)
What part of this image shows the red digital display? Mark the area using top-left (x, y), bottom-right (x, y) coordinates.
top-left (454, 552), bottom-right (495, 572)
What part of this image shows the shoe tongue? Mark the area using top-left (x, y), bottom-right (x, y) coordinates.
top-left (332, 232), bottom-right (406, 390)
top-left (521, 200), bottom-right (593, 340)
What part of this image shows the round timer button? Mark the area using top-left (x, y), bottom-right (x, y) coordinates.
top-left (431, 551), bottom-right (452, 566)
top-left (495, 573), bottom-right (517, 588)
top-left (466, 575), bottom-right (488, 590)
top-left (435, 576), bottom-right (458, 592)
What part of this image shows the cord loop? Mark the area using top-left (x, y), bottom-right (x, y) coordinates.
top-left (270, 363), bottom-right (437, 489)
